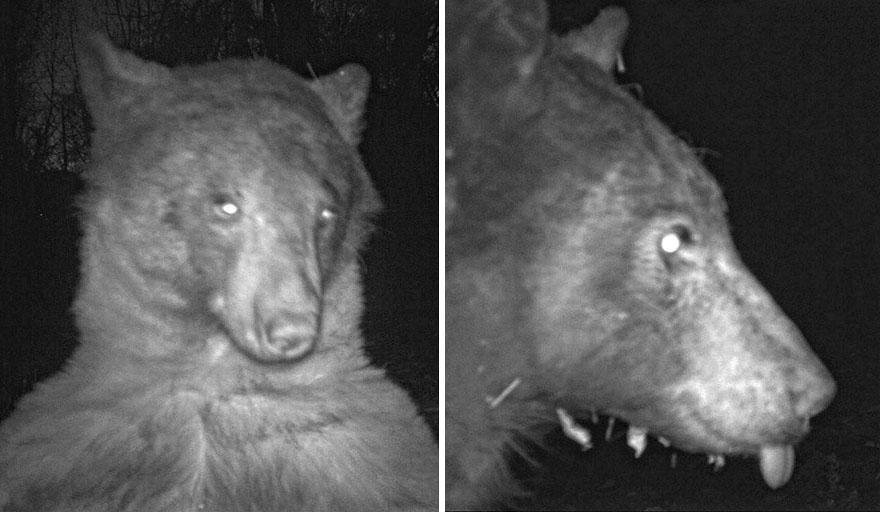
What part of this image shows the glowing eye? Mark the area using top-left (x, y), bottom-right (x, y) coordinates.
top-left (212, 195), bottom-right (240, 219)
top-left (319, 207), bottom-right (337, 222)
top-left (660, 232), bottom-right (681, 254)
top-left (218, 202), bottom-right (238, 215)
top-left (660, 225), bottom-right (695, 254)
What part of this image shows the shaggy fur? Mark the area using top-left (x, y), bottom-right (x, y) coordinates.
top-left (0, 35), bottom-right (437, 511)
top-left (446, 2), bottom-right (835, 509)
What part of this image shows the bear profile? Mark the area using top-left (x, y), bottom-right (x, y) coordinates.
top-left (446, 2), bottom-right (835, 509)
top-left (0, 35), bottom-right (437, 511)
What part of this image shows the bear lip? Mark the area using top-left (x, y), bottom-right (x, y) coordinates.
top-left (557, 408), bottom-right (800, 489)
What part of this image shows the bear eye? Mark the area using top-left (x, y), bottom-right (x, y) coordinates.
top-left (318, 179), bottom-right (341, 228)
top-left (319, 207), bottom-right (337, 223)
top-left (211, 194), bottom-right (241, 220)
top-left (318, 206), bottom-right (339, 232)
top-left (660, 224), bottom-right (695, 255)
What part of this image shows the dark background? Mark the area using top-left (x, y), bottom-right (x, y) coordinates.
top-left (0, 1), bottom-right (438, 431)
top-left (509, 1), bottom-right (879, 510)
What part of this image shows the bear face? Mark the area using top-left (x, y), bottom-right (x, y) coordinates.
top-left (446, 2), bottom-right (835, 508)
top-left (77, 39), bottom-right (380, 364)
top-left (0, 35), bottom-right (437, 512)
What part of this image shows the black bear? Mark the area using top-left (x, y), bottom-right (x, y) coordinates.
top-left (445, 1), bottom-right (836, 509)
top-left (0, 35), bottom-right (437, 511)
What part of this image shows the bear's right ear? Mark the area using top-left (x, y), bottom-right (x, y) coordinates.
top-left (469, 0), bottom-right (547, 84)
top-left (449, 0), bottom-right (548, 119)
top-left (558, 7), bottom-right (629, 75)
top-left (77, 34), bottom-right (171, 124)
top-left (310, 64), bottom-right (370, 146)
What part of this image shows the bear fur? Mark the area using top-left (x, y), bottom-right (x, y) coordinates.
top-left (0, 35), bottom-right (437, 511)
top-left (445, 2), bottom-right (835, 509)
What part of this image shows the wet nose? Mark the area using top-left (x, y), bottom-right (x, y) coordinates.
top-left (790, 360), bottom-right (836, 419)
top-left (263, 312), bottom-right (318, 360)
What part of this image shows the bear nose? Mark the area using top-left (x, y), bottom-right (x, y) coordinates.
top-left (789, 360), bottom-right (836, 420)
top-left (263, 313), bottom-right (318, 360)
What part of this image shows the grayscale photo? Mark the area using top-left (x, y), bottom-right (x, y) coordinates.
top-left (0, 1), bottom-right (438, 510)
top-left (445, 0), bottom-right (878, 510)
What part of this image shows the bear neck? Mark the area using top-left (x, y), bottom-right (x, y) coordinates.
top-left (447, 253), bottom-right (558, 476)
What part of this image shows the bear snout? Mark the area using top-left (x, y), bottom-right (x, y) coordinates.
top-left (260, 312), bottom-right (319, 360)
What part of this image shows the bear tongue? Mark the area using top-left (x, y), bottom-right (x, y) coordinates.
top-left (759, 444), bottom-right (795, 489)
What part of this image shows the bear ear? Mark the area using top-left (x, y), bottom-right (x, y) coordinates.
top-left (461, 0), bottom-right (547, 85)
top-left (447, 0), bottom-right (548, 121)
top-left (559, 7), bottom-right (629, 75)
top-left (311, 64), bottom-right (370, 146)
top-left (77, 33), bottom-right (171, 123)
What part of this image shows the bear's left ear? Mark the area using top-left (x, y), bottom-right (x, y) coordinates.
top-left (311, 64), bottom-right (370, 146)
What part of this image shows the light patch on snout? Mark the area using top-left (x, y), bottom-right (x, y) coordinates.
top-left (211, 287), bottom-right (320, 362)
top-left (208, 248), bottom-right (322, 364)
top-left (655, 249), bottom-right (833, 488)
top-left (671, 277), bottom-right (797, 447)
